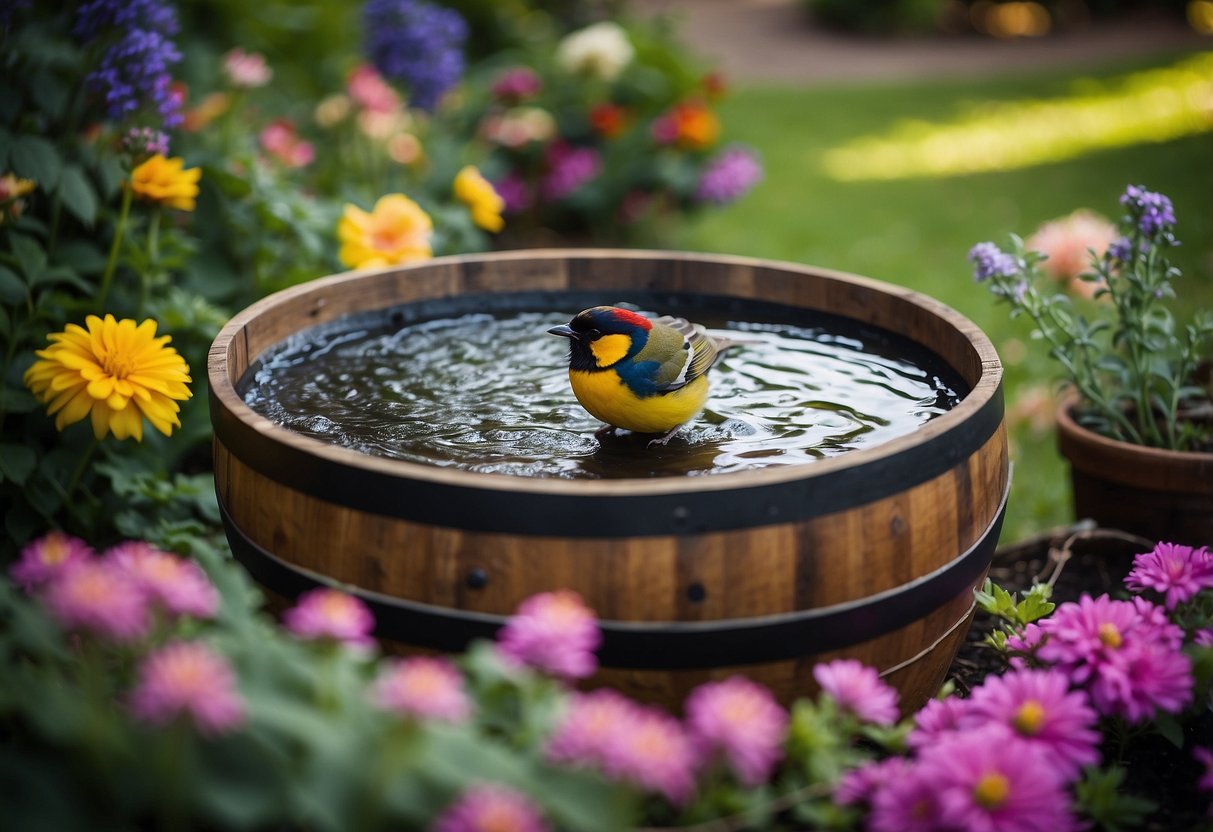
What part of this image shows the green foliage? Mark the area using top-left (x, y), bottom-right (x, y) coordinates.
top-left (1074, 766), bottom-right (1159, 832)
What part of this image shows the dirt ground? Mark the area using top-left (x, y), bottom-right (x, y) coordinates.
top-left (631, 0), bottom-right (1210, 84)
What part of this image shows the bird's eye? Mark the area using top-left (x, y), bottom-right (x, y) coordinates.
top-left (585, 328), bottom-right (602, 341)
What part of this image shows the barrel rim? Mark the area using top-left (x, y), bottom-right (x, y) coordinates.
top-left (208, 249), bottom-right (1004, 506)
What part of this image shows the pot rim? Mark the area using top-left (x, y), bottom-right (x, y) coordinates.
top-left (209, 248), bottom-right (1005, 500)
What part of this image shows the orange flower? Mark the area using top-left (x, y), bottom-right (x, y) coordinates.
top-left (337, 194), bottom-right (433, 269)
top-left (129, 155), bottom-right (202, 211)
top-left (671, 101), bottom-right (719, 150)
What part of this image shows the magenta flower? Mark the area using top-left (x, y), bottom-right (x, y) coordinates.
top-left (546, 688), bottom-right (638, 769)
top-left (868, 760), bottom-right (945, 832)
top-left (812, 659), bottom-right (900, 725)
top-left (1037, 594), bottom-right (1192, 722)
top-left (129, 641), bottom-right (246, 735)
top-left (283, 587), bottom-right (376, 648)
top-left (917, 725), bottom-right (1078, 832)
top-left (9, 530), bottom-right (92, 593)
top-left (431, 784), bottom-right (549, 832)
top-left (372, 656), bottom-right (472, 723)
top-left (540, 142), bottom-right (601, 202)
top-left (490, 67), bottom-right (542, 102)
top-left (1195, 629), bottom-right (1213, 648)
top-left (495, 590), bottom-right (600, 680)
top-left (107, 541), bottom-right (219, 620)
top-left (601, 705), bottom-right (697, 805)
top-left (834, 757), bottom-right (909, 807)
top-left (1125, 541), bottom-right (1213, 609)
top-left (967, 668), bottom-right (1100, 781)
top-left (684, 676), bottom-right (788, 786)
top-left (43, 559), bottom-right (150, 642)
top-left (908, 694), bottom-right (974, 749)
top-left (1194, 747), bottom-right (1213, 791)
top-left (694, 145), bottom-right (763, 205)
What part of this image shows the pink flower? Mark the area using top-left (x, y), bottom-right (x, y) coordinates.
top-left (868, 760), bottom-right (945, 832)
top-left (1194, 628), bottom-right (1213, 648)
top-left (546, 688), bottom-right (638, 768)
top-left (834, 757), bottom-right (909, 807)
top-left (908, 694), bottom-right (974, 749)
top-left (372, 657), bottom-right (471, 723)
top-left (490, 67), bottom-right (542, 102)
top-left (347, 63), bottom-right (401, 114)
top-left (1125, 541), bottom-right (1213, 609)
top-left (917, 725), bottom-right (1079, 832)
top-left (1037, 594), bottom-right (1192, 721)
top-left (129, 641), bottom-right (246, 735)
top-left (812, 659), bottom-right (900, 725)
top-left (495, 590), bottom-right (600, 680)
top-left (432, 784), bottom-right (550, 832)
top-left (9, 531), bottom-right (92, 593)
top-left (1025, 208), bottom-right (1116, 296)
top-left (540, 142), bottom-right (601, 202)
top-left (283, 587), bottom-right (376, 648)
top-left (967, 668), bottom-right (1100, 781)
top-left (494, 172), bottom-right (533, 214)
top-left (43, 559), bottom-right (149, 642)
top-left (684, 676), bottom-right (788, 786)
top-left (1194, 747), bottom-right (1213, 791)
top-left (107, 541), bottom-right (219, 619)
top-left (222, 47), bottom-right (272, 88)
top-left (602, 705), bottom-right (697, 805)
top-left (259, 119), bottom-right (315, 168)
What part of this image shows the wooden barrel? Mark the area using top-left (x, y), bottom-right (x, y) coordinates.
top-left (209, 250), bottom-right (1008, 712)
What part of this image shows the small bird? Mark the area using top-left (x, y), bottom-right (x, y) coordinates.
top-left (547, 305), bottom-right (738, 446)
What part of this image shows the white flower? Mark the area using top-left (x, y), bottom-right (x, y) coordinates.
top-left (556, 22), bottom-right (634, 81)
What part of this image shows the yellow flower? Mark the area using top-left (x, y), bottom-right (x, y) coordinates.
top-left (129, 155), bottom-right (202, 211)
top-left (453, 165), bottom-right (505, 233)
top-left (24, 315), bottom-right (193, 441)
top-left (0, 173), bottom-right (36, 201)
top-left (337, 194), bottom-right (433, 270)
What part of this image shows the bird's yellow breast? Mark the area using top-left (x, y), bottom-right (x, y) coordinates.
top-left (568, 370), bottom-right (709, 434)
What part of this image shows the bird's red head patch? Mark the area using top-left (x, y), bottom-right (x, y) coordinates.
top-left (607, 307), bottom-right (653, 330)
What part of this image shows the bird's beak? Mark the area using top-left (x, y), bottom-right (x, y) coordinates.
top-left (547, 324), bottom-right (578, 340)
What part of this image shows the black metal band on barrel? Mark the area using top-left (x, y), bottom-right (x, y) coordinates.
top-left (219, 484), bottom-right (1006, 669)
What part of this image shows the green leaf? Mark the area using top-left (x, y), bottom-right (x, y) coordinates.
top-left (52, 239), bottom-right (107, 275)
top-left (0, 264), bottom-right (27, 304)
top-left (56, 165), bottom-right (97, 227)
top-left (1151, 712), bottom-right (1184, 748)
top-left (9, 135), bottom-right (61, 191)
top-left (8, 232), bottom-right (47, 280)
top-left (0, 127), bottom-right (11, 169)
top-left (0, 444), bottom-right (36, 484)
top-left (33, 265), bottom-right (93, 294)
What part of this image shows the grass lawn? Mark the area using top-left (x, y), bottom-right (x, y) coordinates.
top-left (669, 49), bottom-right (1213, 544)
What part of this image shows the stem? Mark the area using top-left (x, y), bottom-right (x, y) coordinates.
top-left (64, 437), bottom-right (100, 503)
top-left (138, 207), bottom-right (161, 319)
top-left (97, 186), bottom-right (134, 309)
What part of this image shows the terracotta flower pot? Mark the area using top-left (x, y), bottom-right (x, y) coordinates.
top-left (1056, 397), bottom-right (1213, 545)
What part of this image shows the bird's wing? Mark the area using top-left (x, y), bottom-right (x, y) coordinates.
top-left (645, 315), bottom-right (728, 392)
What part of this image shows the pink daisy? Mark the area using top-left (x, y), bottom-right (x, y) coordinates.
top-left (495, 590), bottom-right (600, 680)
top-left (812, 659), bottom-right (900, 725)
top-left (372, 657), bottom-right (472, 724)
top-left (546, 688), bottom-right (639, 769)
top-left (917, 725), bottom-right (1079, 832)
top-left (282, 587), bottom-right (376, 648)
top-left (43, 558), bottom-right (149, 642)
top-left (129, 641), bottom-right (246, 735)
top-left (908, 694), bottom-right (974, 749)
top-left (9, 530), bottom-right (92, 593)
top-left (1125, 541), bottom-right (1213, 609)
top-left (222, 47), bottom-right (272, 88)
top-left (834, 757), bottom-right (909, 807)
top-left (868, 760), bottom-right (946, 832)
top-left (601, 704), bottom-right (697, 805)
top-left (1090, 635), bottom-right (1192, 722)
top-left (431, 784), bottom-right (549, 832)
top-left (107, 541), bottom-right (219, 620)
top-left (684, 676), bottom-right (788, 786)
top-left (347, 63), bottom-right (401, 114)
top-left (967, 668), bottom-right (1100, 781)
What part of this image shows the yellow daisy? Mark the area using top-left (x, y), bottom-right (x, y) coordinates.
top-left (337, 193), bottom-right (433, 270)
top-left (453, 165), bottom-right (505, 233)
top-left (129, 155), bottom-right (202, 211)
top-left (24, 315), bottom-right (193, 441)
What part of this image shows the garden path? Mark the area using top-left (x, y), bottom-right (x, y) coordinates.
top-left (632, 0), bottom-right (1210, 84)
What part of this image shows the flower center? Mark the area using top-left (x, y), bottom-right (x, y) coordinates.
top-left (1013, 699), bottom-right (1046, 735)
top-left (102, 351), bottom-right (136, 380)
top-left (1098, 621), bottom-right (1123, 648)
top-left (973, 772), bottom-right (1010, 810)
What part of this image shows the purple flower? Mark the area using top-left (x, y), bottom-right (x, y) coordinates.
top-left (9, 531), bottom-right (93, 593)
top-left (694, 145), bottom-right (763, 205)
top-left (868, 760), bottom-right (945, 832)
top-left (812, 659), bottom-right (900, 725)
top-left (1194, 628), bottom-right (1213, 648)
top-left (1120, 184), bottom-right (1176, 238)
top-left (908, 694), bottom-right (973, 749)
top-left (432, 784), bottom-right (549, 832)
top-left (1037, 594), bottom-right (1192, 722)
top-left (123, 126), bottom-right (170, 160)
top-left (1125, 541), bottom-right (1213, 609)
top-left (1107, 235), bottom-right (1133, 263)
top-left (494, 172), bottom-right (533, 215)
top-left (967, 668), bottom-right (1100, 781)
top-left (283, 587), bottom-right (376, 648)
top-left (547, 689), bottom-right (638, 769)
top-left (968, 241), bottom-right (1019, 282)
top-left (1194, 747), bottom-right (1213, 791)
top-left (834, 757), bottom-right (909, 807)
top-left (74, 0), bottom-right (178, 40)
top-left (43, 558), bottom-right (150, 642)
top-left (917, 725), bottom-right (1079, 832)
top-left (684, 676), bottom-right (788, 786)
top-left (129, 641), bottom-right (246, 735)
top-left (372, 657), bottom-right (472, 724)
top-left (364, 0), bottom-right (467, 112)
top-left (107, 541), bottom-right (219, 620)
top-left (490, 67), bottom-right (542, 103)
top-left (495, 590), bottom-right (600, 680)
top-left (540, 142), bottom-right (601, 202)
